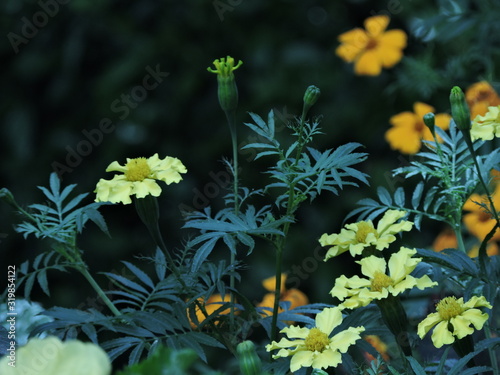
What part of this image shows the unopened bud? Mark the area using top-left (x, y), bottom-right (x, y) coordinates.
top-left (450, 86), bottom-right (471, 132)
top-left (303, 85), bottom-right (321, 108)
top-left (423, 112), bottom-right (435, 134)
top-left (237, 340), bottom-right (263, 375)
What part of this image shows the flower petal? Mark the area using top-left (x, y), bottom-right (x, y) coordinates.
top-left (290, 350), bottom-right (314, 372)
top-left (312, 349), bottom-right (342, 369)
top-left (354, 49), bottom-right (382, 76)
top-left (417, 312), bottom-right (442, 339)
top-left (132, 179), bottom-right (162, 199)
top-left (450, 315), bottom-right (475, 339)
top-left (379, 29), bottom-right (407, 48)
top-left (431, 320), bottom-right (455, 348)
top-left (358, 255), bottom-right (386, 279)
top-left (315, 307), bottom-right (342, 336)
top-left (329, 326), bottom-right (365, 353)
top-left (364, 15), bottom-right (389, 37)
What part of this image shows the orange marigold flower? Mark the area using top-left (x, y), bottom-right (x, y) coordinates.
top-left (385, 102), bottom-right (451, 154)
top-left (432, 228), bottom-right (458, 252)
top-left (336, 15), bottom-right (407, 76)
top-left (468, 242), bottom-right (499, 257)
top-left (465, 81), bottom-right (500, 119)
top-left (188, 293), bottom-right (234, 329)
top-left (363, 335), bottom-right (390, 363)
top-left (463, 184), bottom-right (500, 242)
top-left (257, 274), bottom-right (309, 317)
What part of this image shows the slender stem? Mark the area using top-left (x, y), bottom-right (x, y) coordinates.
top-left (78, 266), bottom-right (121, 317)
top-left (484, 320), bottom-right (500, 375)
top-left (225, 110), bottom-right (239, 331)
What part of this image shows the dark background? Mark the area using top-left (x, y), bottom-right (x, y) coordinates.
top-left (1, 0), bottom-right (499, 317)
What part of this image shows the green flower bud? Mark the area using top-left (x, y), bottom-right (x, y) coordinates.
top-left (207, 56), bottom-right (243, 114)
top-left (423, 112), bottom-right (435, 134)
top-left (237, 341), bottom-right (263, 375)
top-left (303, 85), bottom-right (321, 108)
top-left (0, 188), bottom-right (15, 208)
top-left (450, 86), bottom-right (471, 132)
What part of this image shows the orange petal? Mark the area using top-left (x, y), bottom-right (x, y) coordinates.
top-left (389, 112), bottom-right (418, 127)
top-left (434, 113), bottom-right (451, 130)
top-left (379, 29), bottom-right (407, 48)
top-left (364, 15), bottom-right (390, 37)
top-left (413, 102), bottom-right (435, 119)
top-left (385, 125), bottom-right (421, 154)
top-left (376, 44), bottom-right (404, 68)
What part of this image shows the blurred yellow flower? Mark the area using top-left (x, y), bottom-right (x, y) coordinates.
top-left (188, 293), bottom-right (234, 329)
top-left (257, 274), bottom-right (309, 317)
top-left (432, 227), bottom-right (458, 252)
top-left (95, 153), bottom-right (187, 205)
top-left (417, 295), bottom-right (491, 348)
top-left (470, 105), bottom-right (500, 141)
top-left (463, 183), bottom-right (500, 241)
top-left (468, 242), bottom-right (499, 257)
top-left (0, 336), bottom-right (111, 375)
top-left (336, 15), bottom-right (407, 76)
top-left (385, 102), bottom-right (451, 154)
top-left (266, 307), bottom-right (364, 372)
top-left (320, 210), bottom-right (413, 259)
top-left (465, 81), bottom-right (500, 119)
top-left (330, 247), bottom-right (437, 309)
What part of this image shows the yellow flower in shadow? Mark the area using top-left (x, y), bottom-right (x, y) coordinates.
top-left (432, 227), bottom-right (499, 257)
top-left (257, 274), bottom-right (309, 318)
top-left (188, 293), bottom-right (234, 329)
top-left (266, 307), bottom-right (364, 372)
top-left (336, 15), bottom-right (406, 76)
top-left (385, 102), bottom-right (451, 154)
top-left (463, 183), bottom-right (500, 241)
top-left (418, 295), bottom-right (491, 348)
top-left (465, 81), bottom-right (500, 119)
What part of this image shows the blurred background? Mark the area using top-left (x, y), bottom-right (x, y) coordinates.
top-left (1, 0), bottom-right (500, 318)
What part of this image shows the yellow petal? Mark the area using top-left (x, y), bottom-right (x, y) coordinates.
top-left (315, 307), bottom-right (342, 336)
top-left (132, 179), bottom-right (162, 199)
top-left (290, 350), bottom-right (314, 372)
top-left (417, 312), bottom-right (441, 338)
top-left (330, 326), bottom-right (365, 353)
top-left (414, 102), bottom-right (436, 119)
top-left (376, 44), bottom-right (404, 68)
top-left (364, 15), bottom-right (390, 37)
top-left (358, 255), bottom-right (386, 279)
top-left (434, 113), bottom-right (451, 130)
top-left (379, 29), bottom-right (407, 48)
top-left (385, 124), bottom-right (421, 154)
top-left (312, 348), bottom-right (342, 369)
top-left (431, 320), bottom-right (455, 348)
top-left (354, 49), bottom-right (382, 76)
top-left (105, 160), bottom-right (127, 173)
top-left (282, 325), bottom-right (310, 339)
top-left (459, 309), bottom-right (489, 330)
top-left (450, 315), bottom-right (475, 339)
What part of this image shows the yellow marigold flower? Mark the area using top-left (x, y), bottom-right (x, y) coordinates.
top-left (257, 274), bottom-right (309, 318)
top-left (385, 102), bottom-right (451, 154)
top-left (330, 247), bottom-right (437, 309)
top-left (463, 183), bottom-right (500, 241)
top-left (207, 55), bottom-right (243, 77)
top-left (466, 81), bottom-right (500, 119)
top-left (266, 307), bottom-right (364, 372)
top-left (363, 335), bottom-right (390, 363)
top-left (94, 153), bottom-right (187, 205)
top-left (468, 242), bottom-right (499, 257)
top-left (417, 295), bottom-right (492, 348)
top-left (188, 293), bottom-right (234, 329)
top-left (336, 15), bottom-right (407, 76)
top-left (0, 336), bottom-right (111, 375)
top-left (471, 105), bottom-right (500, 141)
top-left (320, 210), bottom-right (413, 259)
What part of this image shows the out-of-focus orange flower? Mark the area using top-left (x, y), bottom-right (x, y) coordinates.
top-left (465, 81), bottom-right (500, 119)
top-left (468, 242), bottom-right (499, 257)
top-left (257, 274), bottom-right (308, 317)
top-left (385, 102), bottom-right (451, 154)
top-left (188, 293), bottom-right (234, 329)
top-left (432, 228), bottom-right (458, 252)
top-left (463, 184), bottom-right (500, 242)
top-left (336, 15), bottom-right (406, 76)
top-left (363, 335), bottom-right (390, 363)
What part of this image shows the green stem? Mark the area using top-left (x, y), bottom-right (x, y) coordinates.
top-left (78, 266), bottom-right (121, 317)
top-left (225, 110), bottom-right (239, 332)
top-left (484, 320), bottom-right (500, 375)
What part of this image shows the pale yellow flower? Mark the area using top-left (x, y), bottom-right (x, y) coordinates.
top-left (95, 153), bottom-right (187, 204)
top-left (418, 296), bottom-right (491, 348)
top-left (471, 105), bottom-right (500, 141)
top-left (320, 210), bottom-right (413, 259)
top-left (0, 336), bottom-right (111, 375)
top-left (330, 247), bottom-right (437, 309)
top-left (266, 307), bottom-right (364, 372)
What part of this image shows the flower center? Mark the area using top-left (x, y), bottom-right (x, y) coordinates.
top-left (304, 328), bottom-right (330, 353)
top-left (125, 158), bottom-right (151, 182)
top-left (371, 271), bottom-right (393, 292)
top-left (355, 222), bottom-right (378, 243)
top-left (436, 296), bottom-right (463, 320)
top-left (366, 38), bottom-right (378, 50)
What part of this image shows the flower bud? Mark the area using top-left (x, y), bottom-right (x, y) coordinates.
top-left (237, 340), bottom-right (263, 375)
top-left (423, 112), bottom-right (435, 134)
top-left (303, 85), bottom-right (321, 108)
top-left (207, 56), bottom-right (243, 114)
top-left (450, 86), bottom-right (471, 132)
